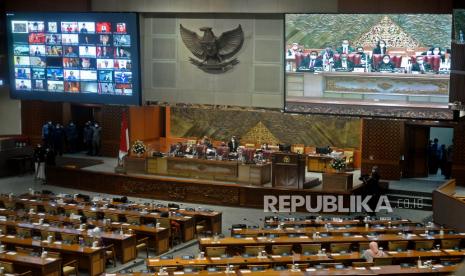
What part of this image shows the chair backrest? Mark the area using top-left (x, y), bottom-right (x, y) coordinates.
top-left (61, 233), bottom-right (78, 244)
top-left (106, 213), bottom-right (120, 222)
top-left (373, 257), bottom-right (393, 265)
top-left (441, 239), bottom-right (461, 249)
top-left (15, 246), bottom-right (35, 255)
top-left (126, 215), bottom-right (140, 225)
top-left (358, 242), bottom-right (370, 252)
top-left (301, 243), bottom-right (321, 254)
top-left (83, 210), bottom-right (97, 219)
top-left (205, 247), bottom-right (226, 257)
top-left (388, 241), bottom-right (408, 251)
top-left (16, 227), bottom-right (32, 238)
top-left (0, 261), bottom-right (14, 273)
top-left (351, 54), bottom-right (361, 65)
top-left (372, 54), bottom-right (382, 69)
top-left (352, 261), bottom-right (373, 268)
top-left (157, 217), bottom-right (170, 229)
top-left (41, 230), bottom-right (55, 240)
top-left (330, 242), bottom-right (351, 253)
top-left (414, 240), bottom-right (434, 251)
top-left (391, 55), bottom-right (402, 68)
top-left (244, 246), bottom-right (265, 256)
top-left (271, 244), bottom-right (292, 255)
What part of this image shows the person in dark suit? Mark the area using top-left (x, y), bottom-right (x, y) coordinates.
top-left (377, 54), bottom-right (395, 72)
top-left (228, 136), bottom-right (239, 153)
top-left (360, 166), bottom-right (381, 216)
top-left (336, 39), bottom-right (355, 54)
top-left (411, 56), bottom-right (432, 73)
top-left (306, 51), bottom-right (323, 69)
top-left (373, 40), bottom-right (387, 55)
top-left (334, 53), bottom-right (354, 71)
top-left (354, 46), bottom-right (371, 67)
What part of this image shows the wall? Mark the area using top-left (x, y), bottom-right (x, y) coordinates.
top-left (361, 119), bottom-right (404, 180)
top-left (142, 14), bottom-right (284, 108)
top-left (170, 106), bottom-right (361, 148)
top-left (430, 127), bottom-right (454, 147)
top-left (0, 88), bottom-right (21, 135)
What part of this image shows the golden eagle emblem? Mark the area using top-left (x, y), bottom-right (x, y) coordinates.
top-left (180, 24), bottom-right (244, 73)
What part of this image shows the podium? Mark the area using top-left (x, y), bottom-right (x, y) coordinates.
top-left (271, 152), bottom-right (306, 189)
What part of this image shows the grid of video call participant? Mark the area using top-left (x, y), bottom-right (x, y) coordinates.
top-left (11, 20), bottom-right (133, 95)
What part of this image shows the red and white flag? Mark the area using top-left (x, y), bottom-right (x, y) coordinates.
top-left (119, 111), bottom-right (129, 161)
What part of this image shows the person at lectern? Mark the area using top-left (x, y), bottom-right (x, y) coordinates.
top-left (377, 55), bottom-right (395, 72)
top-left (360, 166), bottom-right (381, 216)
top-left (334, 54), bottom-right (354, 71)
top-left (411, 56), bottom-right (432, 73)
top-left (228, 136), bottom-right (239, 152)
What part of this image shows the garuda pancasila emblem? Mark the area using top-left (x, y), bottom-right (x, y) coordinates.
top-left (180, 24), bottom-right (244, 73)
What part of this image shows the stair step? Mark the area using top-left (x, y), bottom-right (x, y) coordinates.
top-left (388, 200), bottom-right (432, 211)
top-left (387, 195), bottom-right (432, 205)
top-left (386, 189), bottom-right (432, 198)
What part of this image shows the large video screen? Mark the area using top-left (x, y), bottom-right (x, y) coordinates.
top-left (6, 12), bottom-right (140, 105)
top-left (285, 14), bottom-right (452, 109)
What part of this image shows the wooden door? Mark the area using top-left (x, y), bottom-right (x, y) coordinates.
top-left (404, 125), bottom-right (429, 178)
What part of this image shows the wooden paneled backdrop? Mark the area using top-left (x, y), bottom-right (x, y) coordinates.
top-left (361, 119), bottom-right (404, 180)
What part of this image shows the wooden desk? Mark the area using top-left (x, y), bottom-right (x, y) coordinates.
top-left (0, 236), bottom-right (104, 276)
top-left (264, 219), bottom-right (418, 227)
top-left (322, 172), bottom-right (354, 192)
top-left (0, 208), bottom-right (170, 256)
top-left (0, 195), bottom-right (197, 243)
top-left (0, 220), bottom-right (136, 264)
top-left (231, 225), bottom-right (449, 237)
top-left (0, 251), bottom-right (61, 276)
top-left (307, 154), bottom-right (337, 173)
top-left (147, 157), bottom-right (272, 185)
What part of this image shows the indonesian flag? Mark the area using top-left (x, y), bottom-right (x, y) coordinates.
top-left (119, 111), bottom-right (129, 161)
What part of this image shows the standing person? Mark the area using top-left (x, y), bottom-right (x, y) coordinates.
top-left (373, 40), bottom-right (388, 55)
top-left (429, 138), bottom-right (439, 174)
top-left (444, 143), bottom-right (453, 179)
top-left (439, 144), bottom-right (447, 176)
top-left (360, 166), bottom-right (381, 216)
top-left (42, 121), bottom-right (54, 147)
top-left (65, 121), bottom-right (78, 153)
top-left (53, 123), bottom-right (65, 156)
top-left (33, 144), bottom-right (46, 182)
top-left (91, 122), bottom-right (102, 156)
top-left (83, 121), bottom-right (93, 155)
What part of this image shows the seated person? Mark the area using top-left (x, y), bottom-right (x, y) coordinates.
top-left (171, 142), bottom-right (184, 156)
top-left (300, 51), bottom-right (322, 70)
top-left (320, 46), bottom-right (335, 64)
top-left (334, 53), bottom-right (354, 71)
top-left (200, 136), bottom-right (213, 148)
top-left (362, 241), bottom-right (386, 262)
top-left (377, 55), bottom-right (395, 72)
top-left (412, 56), bottom-right (432, 73)
top-left (372, 40), bottom-right (387, 55)
top-left (336, 39), bottom-right (355, 54)
top-left (354, 46), bottom-right (370, 67)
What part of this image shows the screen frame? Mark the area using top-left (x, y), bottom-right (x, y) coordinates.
top-left (5, 11), bottom-right (142, 106)
top-left (283, 12), bottom-right (454, 119)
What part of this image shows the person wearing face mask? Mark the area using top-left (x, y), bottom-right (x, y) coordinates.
top-left (334, 53), bottom-right (354, 71)
top-left (424, 46), bottom-right (446, 63)
top-left (307, 51), bottom-right (322, 69)
top-left (354, 46), bottom-right (370, 67)
top-left (412, 56), bottom-right (431, 73)
top-left (377, 54), bottom-right (395, 72)
top-left (336, 39), bottom-right (355, 55)
top-left (373, 40), bottom-right (387, 55)
top-left (91, 123), bottom-right (102, 156)
top-left (320, 46), bottom-right (335, 64)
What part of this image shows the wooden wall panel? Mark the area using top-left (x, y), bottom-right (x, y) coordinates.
top-left (129, 106), bottom-right (163, 151)
top-left (452, 122), bottom-right (465, 186)
top-left (21, 100), bottom-right (63, 146)
top-left (361, 119), bottom-right (404, 180)
top-left (100, 105), bottom-right (128, 157)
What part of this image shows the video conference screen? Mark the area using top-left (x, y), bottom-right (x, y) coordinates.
top-left (285, 14), bottom-right (452, 109)
top-left (6, 12), bottom-right (140, 105)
